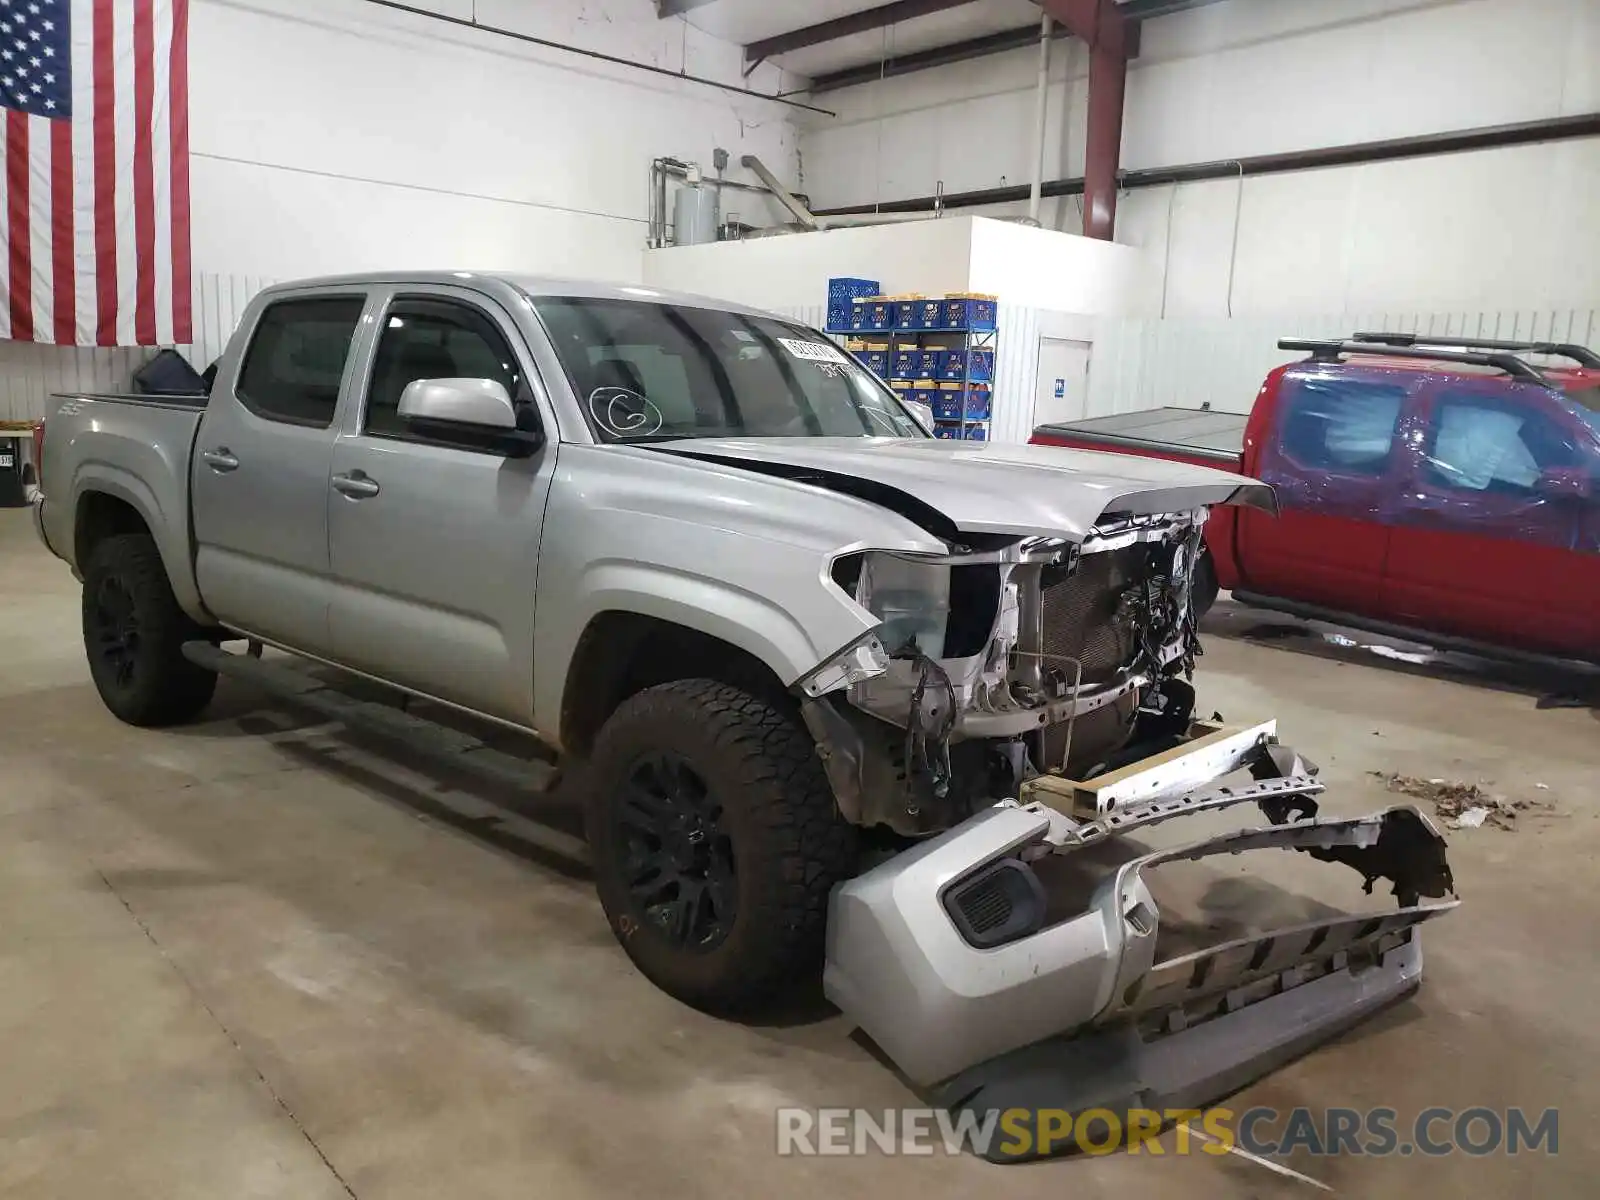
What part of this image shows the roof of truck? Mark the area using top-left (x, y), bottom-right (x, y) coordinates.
top-left (259, 271), bottom-right (781, 321)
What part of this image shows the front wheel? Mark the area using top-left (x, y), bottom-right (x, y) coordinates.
top-left (82, 534), bottom-right (217, 727)
top-left (584, 679), bottom-right (857, 1014)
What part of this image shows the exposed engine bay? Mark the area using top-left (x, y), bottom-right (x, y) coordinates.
top-left (801, 509), bottom-right (1209, 837)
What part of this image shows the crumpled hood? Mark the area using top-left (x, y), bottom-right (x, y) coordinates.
top-left (647, 437), bottom-right (1275, 542)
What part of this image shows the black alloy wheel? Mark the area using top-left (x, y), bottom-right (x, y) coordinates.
top-left (615, 751), bottom-right (737, 951)
top-left (90, 574), bottom-right (143, 690)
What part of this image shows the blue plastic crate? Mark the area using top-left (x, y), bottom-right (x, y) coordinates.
top-left (932, 423), bottom-right (962, 440)
top-left (963, 422), bottom-right (988, 441)
top-left (916, 349), bottom-right (945, 378)
top-left (890, 348), bottom-right (919, 378)
top-left (892, 301), bottom-right (921, 330)
top-left (941, 349), bottom-right (994, 382)
top-left (828, 277), bottom-right (881, 302)
top-left (826, 300), bottom-right (852, 331)
top-left (932, 391), bottom-right (991, 421)
top-left (940, 296), bottom-right (997, 331)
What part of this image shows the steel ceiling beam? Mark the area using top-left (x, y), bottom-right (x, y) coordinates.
top-left (807, 0), bottom-right (1229, 92)
top-left (745, 0), bottom-right (978, 62)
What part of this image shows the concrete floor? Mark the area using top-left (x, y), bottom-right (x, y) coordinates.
top-left (1, 504), bottom-right (1596, 1199)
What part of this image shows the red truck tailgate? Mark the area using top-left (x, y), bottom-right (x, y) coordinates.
top-left (1030, 407), bottom-right (1247, 471)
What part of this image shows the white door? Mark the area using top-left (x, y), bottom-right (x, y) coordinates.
top-left (1033, 338), bottom-right (1092, 430)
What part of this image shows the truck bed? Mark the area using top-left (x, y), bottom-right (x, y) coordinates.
top-left (35, 390), bottom-right (209, 619)
top-left (1033, 407), bottom-right (1247, 470)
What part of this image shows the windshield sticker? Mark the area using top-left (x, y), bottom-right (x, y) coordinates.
top-left (778, 337), bottom-right (849, 365)
top-left (589, 387), bottom-right (664, 438)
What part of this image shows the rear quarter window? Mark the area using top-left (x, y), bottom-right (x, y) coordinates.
top-left (1276, 374), bottom-right (1408, 475)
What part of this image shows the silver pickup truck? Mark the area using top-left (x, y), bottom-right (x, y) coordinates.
top-left (33, 272), bottom-right (1456, 1155)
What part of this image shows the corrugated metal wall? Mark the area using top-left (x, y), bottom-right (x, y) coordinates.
top-left (1088, 307), bottom-right (1600, 419)
top-left (0, 273), bottom-right (276, 422)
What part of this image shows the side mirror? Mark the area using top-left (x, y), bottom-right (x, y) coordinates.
top-left (399, 377), bottom-right (517, 429)
top-left (905, 398), bottom-right (936, 435)
top-left (1536, 466), bottom-right (1593, 501)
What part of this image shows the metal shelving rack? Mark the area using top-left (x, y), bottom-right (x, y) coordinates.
top-left (825, 285), bottom-right (997, 442)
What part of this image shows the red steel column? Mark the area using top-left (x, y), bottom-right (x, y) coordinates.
top-left (1037, 0), bottom-right (1132, 240)
top-left (1084, 39), bottom-right (1128, 239)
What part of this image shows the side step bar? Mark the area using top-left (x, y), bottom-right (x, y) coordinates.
top-left (182, 641), bottom-right (587, 861)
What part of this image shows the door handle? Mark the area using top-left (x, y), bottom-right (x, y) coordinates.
top-left (332, 471), bottom-right (380, 499)
top-left (200, 447), bottom-right (239, 473)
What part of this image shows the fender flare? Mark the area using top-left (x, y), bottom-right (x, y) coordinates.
top-left (69, 466), bottom-right (210, 622)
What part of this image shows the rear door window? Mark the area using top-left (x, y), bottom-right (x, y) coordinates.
top-left (1276, 375), bottom-right (1408, 475)
top-left (236, 297), bottom-right (366, 428)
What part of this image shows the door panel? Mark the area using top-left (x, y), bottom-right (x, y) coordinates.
top-left (1237, 370), bottom-right (1412, 613)
top-left (1385, 385), bottom-right (1597, 656)
top-left (327, 293), bottom-right (555, 723)
top-left (191, 294), bottom-right (368, 653)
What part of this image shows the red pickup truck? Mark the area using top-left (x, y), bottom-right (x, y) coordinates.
top-left (1033, 334), bottom-right (1600, 666)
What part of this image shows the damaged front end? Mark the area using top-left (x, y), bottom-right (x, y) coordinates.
top-left (823, 731), bottom-right (1460, 1162)
top-left (801, 509), bottom-right (1210, 837)
top-left (795, 506), bottom-right (1459, 1158)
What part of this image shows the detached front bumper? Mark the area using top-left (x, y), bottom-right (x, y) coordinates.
top-left (823, 728), bottom-right (1458, 1161)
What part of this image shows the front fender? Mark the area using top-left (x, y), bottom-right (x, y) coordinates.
top-left (531, 444), bottom-right (947, 737)
top-left (575, 560), bottom-right (854, 687)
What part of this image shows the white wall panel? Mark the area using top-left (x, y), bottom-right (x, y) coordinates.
top-left (1086, 307), bottom-right (1600, 422)
top-left (798, 0), bottom-right (1600, 319)
top-left (185, 0), bottom-right (803, 282)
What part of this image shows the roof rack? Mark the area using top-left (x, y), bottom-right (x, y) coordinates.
top-left (1351, 331), bottom-right (1600, 369)
top-left (1277, 339), bottom-right (1550, 386)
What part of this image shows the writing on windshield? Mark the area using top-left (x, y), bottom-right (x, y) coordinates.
top-left (534, 297), bottom-right (926, 442)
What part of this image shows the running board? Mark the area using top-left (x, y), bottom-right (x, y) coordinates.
top-left (182, 641), bottom-right (575, 841)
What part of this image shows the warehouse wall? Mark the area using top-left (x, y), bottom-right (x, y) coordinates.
top-left (0, 0), bottom-right (806, 419)
top-left (190, 0), bottom-right (802, 281)
top-left (797, 0), bottom-right (1600, 317)
top-left (641, 216), bottom-right (1144, 314)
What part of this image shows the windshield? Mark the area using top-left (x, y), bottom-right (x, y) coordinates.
top-left (534, 297), bottom-right (928, 442)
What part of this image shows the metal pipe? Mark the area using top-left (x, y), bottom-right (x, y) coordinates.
top-left (659, 158), bottom-right (771, 194)
top-left (740, 155), bottom-right (820, 230)
top-left (355, 0), bottom-right (837, 117)
top-left (813, 112), bottom-right (1600, 216)
top-left (1028, 14), bottom-right (1052, 223)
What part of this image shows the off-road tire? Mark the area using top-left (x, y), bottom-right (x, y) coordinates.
top-left (585, 679), bottom-right (857, 1014)
top-left (82, 534), bottom-right (218, 727)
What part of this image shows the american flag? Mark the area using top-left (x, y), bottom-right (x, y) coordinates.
top-left (0, 0), bottom-right (189, 347)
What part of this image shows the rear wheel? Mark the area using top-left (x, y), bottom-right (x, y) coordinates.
top-left (584, 679), bottom-right (856, 1014)
top-left (82, 534), bottom-right (217, 726)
